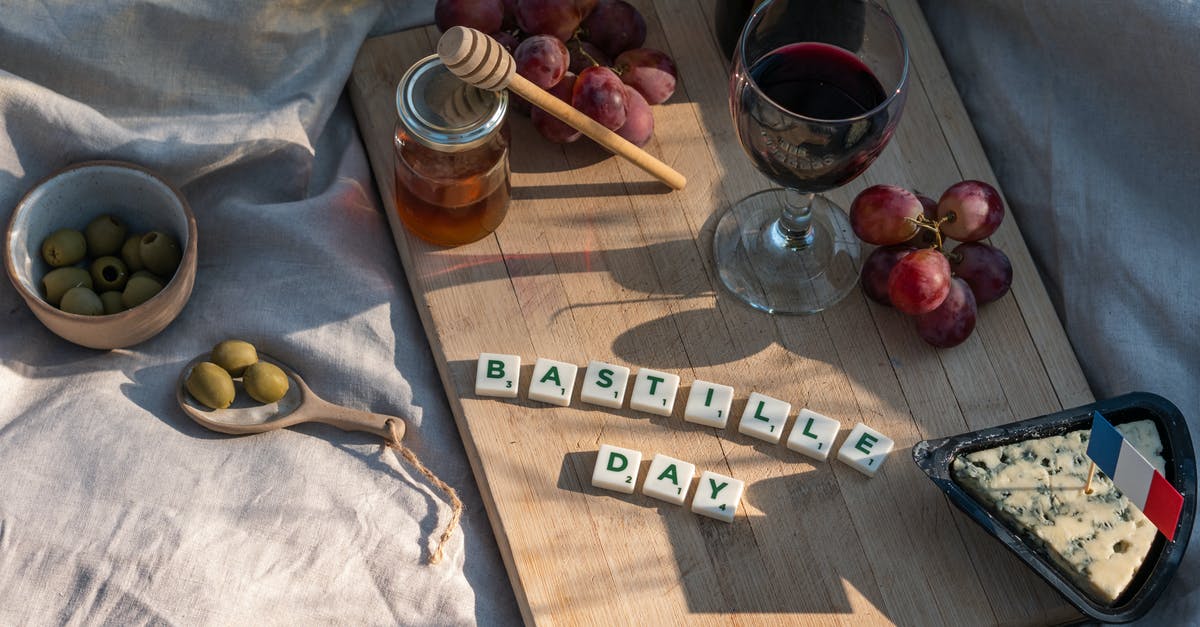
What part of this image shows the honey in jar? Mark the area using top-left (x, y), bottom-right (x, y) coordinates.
top-left (393, 55), bottom-right (511, 247)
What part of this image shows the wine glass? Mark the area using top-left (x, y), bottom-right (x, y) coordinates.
top-left (714, 0), bottom-right (909, 314)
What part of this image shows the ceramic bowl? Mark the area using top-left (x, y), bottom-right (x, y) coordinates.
top-left (4, 161), bottom-right (198, 349)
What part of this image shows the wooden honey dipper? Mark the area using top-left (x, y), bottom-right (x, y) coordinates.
top-left (437, 26), bottom-right (688, 191)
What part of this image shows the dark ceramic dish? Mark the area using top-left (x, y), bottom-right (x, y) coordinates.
top-left (912, 392), bottom-right (1195, 623)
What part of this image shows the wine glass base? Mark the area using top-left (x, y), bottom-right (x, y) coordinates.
top-left (713, 189), bottom-right (863, 315)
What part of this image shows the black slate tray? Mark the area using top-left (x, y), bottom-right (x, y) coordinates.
top-left (912, 392), bottom-right (1195, 623)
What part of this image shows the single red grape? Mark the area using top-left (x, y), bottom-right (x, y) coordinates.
top-left (516, 0), bottom-right (584, 41)
top-left (567, 39), bottom-right (609, 74)
top-left (915, 277), bottom-right (977, 348)
top-left (501, 0), bottom-right (520, 29)
top-left (888, 248), bottom-right (951, 315)
top-left (572, 66), bottom-right (627, 130)
top-left (613, 48), bottom-right (677, 105)
top-left (531, 73), bottom-right (582, 143)
top-left (937, 180), bottom-right (1005, 242)
top-left (436, 0), bottom-right (504, 33)
top-left (860, 245), bottom-right (916, 306)
top-left (515, 35), bottom-right (569, 89)
top-left (950, 242), bottom-right (1013, 304)
top-left (849, 184), bottom-right (923, 245)
top-left (615, 84), bottom-right (653, 147)
top-left (581, 0), bottom-right (646, 57)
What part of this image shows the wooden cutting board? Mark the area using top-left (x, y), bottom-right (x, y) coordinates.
top-left (348, 1), bottom-right (1092, 624)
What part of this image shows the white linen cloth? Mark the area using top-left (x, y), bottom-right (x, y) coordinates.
top-left (1, 0), bottom-right (1196, 624)
top-left (1, 2), bottom-right (520, 624)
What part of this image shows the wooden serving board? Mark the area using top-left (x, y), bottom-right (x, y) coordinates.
top-left (349, 1), bottom-right (1093, 624)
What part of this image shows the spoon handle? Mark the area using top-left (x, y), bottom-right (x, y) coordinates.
top-left (304, 397), bottom-right (405, 441)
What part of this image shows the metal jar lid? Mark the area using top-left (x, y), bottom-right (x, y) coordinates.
top-left (396, 54), bottom-right (508, 152)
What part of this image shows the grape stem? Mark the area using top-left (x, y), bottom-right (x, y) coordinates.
top-left (905, 214), bottom-right (952, 251)
top-left (571, 35), bottom-right (602, 68)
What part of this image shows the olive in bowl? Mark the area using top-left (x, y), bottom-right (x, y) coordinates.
top-left (4, 161), bottom-right (198, 349)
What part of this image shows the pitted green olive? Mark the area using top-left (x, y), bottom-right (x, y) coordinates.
top-left (121, 234), bottom-right (145, 272)
top-left (243, 361), bottom-right (289, 404)
top-left (121, 274), bottom-right (164, 308)
top-left (139, 231), bottom-right (182, 277)
top-left (60, 286), bottom-right (103, 315)
top-left (85, 214), bottom-right (127, 257)
top-left (90, 256), bottom-right (129, 291)
top-left (99, 290), bottom-right (125, 315)
top-left (186, 362), bottom-right (235, 410)
top-left (42, 267), bottom-right (94, 306)
top-left (212, 339), bottom-right (258, 376)
top-left (41, 229), bottom-right (87, 267)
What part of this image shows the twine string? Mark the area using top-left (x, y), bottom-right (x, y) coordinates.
top-left (385, 419), bottom-right (463, 565)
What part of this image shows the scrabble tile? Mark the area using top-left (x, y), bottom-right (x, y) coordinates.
top-left (786, 409), bottom-right (841, 462)
top-left (684, 381), bottom-right (735, 428)
top-left (737, 392), bottom-right (791, 444)
top-left (475, 353), bottom-right (520, 398)
top-left (579, 360), bottom-right (631, 409)
top-left (592, 444), bottom-right (642, 494)
top-left (691, 470), bottom-right (744, 523)
top-left (527, 358), bottom-right (578, 406)
top-left (837, 423), bottom-right (895, 477)
top-left (641, 454), bottom-right (696, 506)
top-left (629, 368), bottom-right (680, 416)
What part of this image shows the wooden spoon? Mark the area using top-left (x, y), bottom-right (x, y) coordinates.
top-left (176, 353), bottom-right (404, 441)
top-left (437, 26), bottom-right (688, 191)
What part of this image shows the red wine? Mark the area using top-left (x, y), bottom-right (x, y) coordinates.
top-left (734, 41), bottom-right (896, 191)
top-left (751, 42), bottom-right (885, 119)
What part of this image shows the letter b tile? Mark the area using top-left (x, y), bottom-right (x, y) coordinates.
top-left (592, 444), bottom-right (643, 494)
top-left (475, 353), bottom-right (520, 398)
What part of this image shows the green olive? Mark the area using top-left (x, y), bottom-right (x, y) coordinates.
top-left (42, 267), bottom-right (93, 306)
top-left (60, 286), bottom-right (103, 315)
top-left (89, 256), bottom-right (129, 291)
top-left (121, 275), bottom-right (164, 309)
top-left (211, 339), bottom-right (258, 376)
top-left (186, 362), bottom-right (236, 410)
top-left (41, 229), bottom-right (87, 267)
top-left (130, 270), bottom-right (162, 282)
top-left (121, 234), bottom-right (145, 272)
top-left (99, 290), bottom-right (125, 315)
top-left (243, 361), bottom-right (289, 404)
top-left (85, 214), bottom-right (127, 257)
top-left (139, 231), bottom-right (182, 277)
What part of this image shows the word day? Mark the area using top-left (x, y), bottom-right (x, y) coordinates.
top-left (476, 353), bottom-right (896, 478)
top-left (593, 444), bottom-right (744, 523)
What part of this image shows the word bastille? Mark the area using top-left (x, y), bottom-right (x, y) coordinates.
top-left (476, 353), bottom-right (897, 481)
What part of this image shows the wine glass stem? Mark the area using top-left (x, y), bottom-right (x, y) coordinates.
top-left (777, 189), bottom-right (815, 248)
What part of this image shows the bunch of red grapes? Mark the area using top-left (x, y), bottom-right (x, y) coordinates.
top-left (849, 180), bottom-right (1014, 348)
top-left (435, 0), bottom-right (678, 146)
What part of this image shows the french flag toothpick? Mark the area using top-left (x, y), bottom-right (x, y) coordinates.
top-left (1085, 412), bottom-right (1184, 541)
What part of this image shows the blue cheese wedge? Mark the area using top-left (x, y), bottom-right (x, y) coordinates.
top-left (952, 420), bottom-right (1165, 604)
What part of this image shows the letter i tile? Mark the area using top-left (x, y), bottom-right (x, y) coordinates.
top-left (475, 353), bottom-right (520, 398)
top-left (691, 470), bottom-right (744, 523)
top-left (641, 454), bottom-right (696, 506)
top-left (527, 358), bottom-right (578, 406)
top-left (592, 444), bottom-right (643, 494)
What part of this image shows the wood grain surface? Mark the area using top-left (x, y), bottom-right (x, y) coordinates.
top-left (348, 1), bottom-right (1093, 624)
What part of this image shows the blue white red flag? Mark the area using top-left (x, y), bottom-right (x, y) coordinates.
top-left (1087, 411), bottom-right (1184, 541)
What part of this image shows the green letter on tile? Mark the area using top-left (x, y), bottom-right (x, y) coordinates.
top-left (657, 464), bottom-right (679, 485)
top-left (487, 360), bottom-right (505, 379)
top-left (802, 417), bottom-right (819, 439)
top-left (597, 369), bottom-right (614, 388)
top-left (539, 367), bottom-right (561, 386)
top-left (646, 375), bottom-right (664, 395)
top-left (753, 401), bottom-right (770, 422)
top-left (607, 452), bottom-right (628, 472)
top-left (708, 478), bottom-right (728, 499)
top-left (855, 432), bottom-right (879, 455)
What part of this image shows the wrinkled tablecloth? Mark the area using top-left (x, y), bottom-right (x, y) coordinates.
top-left (0, 0), bottom-right (1195, 625)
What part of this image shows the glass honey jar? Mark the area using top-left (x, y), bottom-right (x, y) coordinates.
top-left (394, 55), bottom-right (511, 247)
